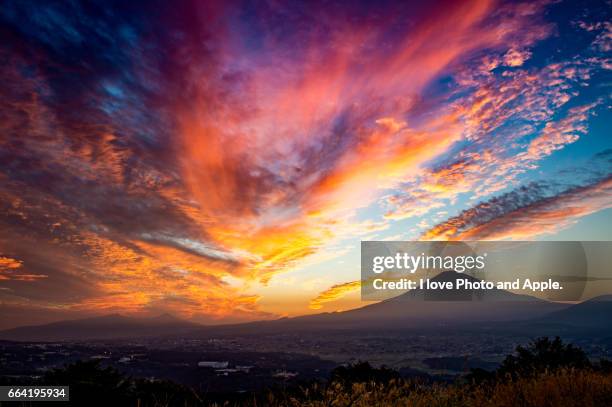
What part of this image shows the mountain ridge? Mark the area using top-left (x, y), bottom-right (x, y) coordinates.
top-left (2, 272), bottom-right (609, 341)
top-left (0, 313), bottom-right (200, 341)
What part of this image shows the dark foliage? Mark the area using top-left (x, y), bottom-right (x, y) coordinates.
top-left (497, 336), bottom-right (591, 378)
top-left (467, 336), bottom-right (593, 384)
top-left (43, 360), bottom-right (132, 405)
top-left (329, 361), bottom-right (400, 386)
top-left (2, 337), bottom-right (609, 406)
top-left (34, 360), bottom-right (200, 406)
top-left (595, 358), bottom-right (612, 374)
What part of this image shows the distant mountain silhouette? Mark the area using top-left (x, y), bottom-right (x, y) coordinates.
top-left (332, 271), bottom-right (567, 325)
top-left (2, 272), bottom-right (600, 341)
top-left (0, 313), bottom-right (200, 341)
top-left (536, 295), bottom-right (612, 328)
top-left (184, 271), bottom-right (570, 335)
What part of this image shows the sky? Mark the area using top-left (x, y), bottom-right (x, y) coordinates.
top-left (0, 0), bottom-right (610, 329)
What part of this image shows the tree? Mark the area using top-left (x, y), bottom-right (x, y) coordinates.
top-left (497, 336), bottom-right (591, 378)
top-left (330, 361), bottom-right (400, 386)
top-left (44, 360), bottom-right (132, 406)
top-left (42, 360), bottom-right (200, 406)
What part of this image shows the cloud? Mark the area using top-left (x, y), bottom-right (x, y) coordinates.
top-left (173, 0), bottom-right (557, 281)
top-left (422, 170), bottom-right (612, 241)
top-left (309, 280), bottom-right (361, 310)
top-left (0, 256), bottom-right (47, 281)
top-left (522, 103), bottom-right (597, 161)
top-left (0, 0), bottom-right (609, 323)
top-left (503, 48), bottom-right (532, 67)
top-left (383, 62), bottom-right (602, 221)
top-left (577, 21), bottom-right (611, 52)
top-left (0, 257), bottom-right (22, 271)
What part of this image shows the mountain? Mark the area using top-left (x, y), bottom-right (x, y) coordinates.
top-left (0, 272), bottom-right (578, 340)
top-left (328, 271), bottom-right (568, 326)
top-left (0, 313), bottom-right (200, 341)
top-left (185, 271), bottom-right (570, 336)
top-left (536, 294), bottom-right (612, 329)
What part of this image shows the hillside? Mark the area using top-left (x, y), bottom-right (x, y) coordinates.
top-left (537, 294), bottom-right (612, 328)
top-left (0, 313), bottom-right (200, 341)
top-left (4, 272), bottom-right (604, 341)
top-left (186, 271), bottom-right (569, 336)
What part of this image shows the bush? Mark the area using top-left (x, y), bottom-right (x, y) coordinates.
top-left (329, 361), bottom-right (400, 385)
top-left (41, 360), bottom-right (200, 406)
top-left (497, 336), bottom-right (591, 379)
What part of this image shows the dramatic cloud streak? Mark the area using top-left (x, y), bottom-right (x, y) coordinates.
top-left (309, 281), bottom-right (361, 310)
top-left (423, 168), bottom-right (612, 240)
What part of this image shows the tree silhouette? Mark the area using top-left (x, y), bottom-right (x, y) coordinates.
top-left (330, 361), bottom-right (400, 386)
top-left (498, 336), bottom-right (591, 378)
top-left (42, 360), bottom-right (200, 406)
top-left (43, 360), bottom-right (132, 406)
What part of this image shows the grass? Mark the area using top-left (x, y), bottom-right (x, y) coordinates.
top-left (220, 368), bottom-right (612, 407)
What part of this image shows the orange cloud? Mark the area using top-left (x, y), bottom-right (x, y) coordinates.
top-left (0, 256), bottom-right (47, 281)
top-left (503, 48), bottom-right (532, 67)
top-left (176, 0), bottom-right (551, 287)
top-left (0, 256), bottom-right (22, 270)
top-left (309, 280), bottom-right (361, 310)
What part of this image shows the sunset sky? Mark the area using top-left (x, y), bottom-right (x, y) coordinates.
top-left (0, 0), bottom-right (611, 329)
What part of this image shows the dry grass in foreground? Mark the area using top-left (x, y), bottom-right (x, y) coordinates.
top-left (250, 368), bottom-right (612, 407)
